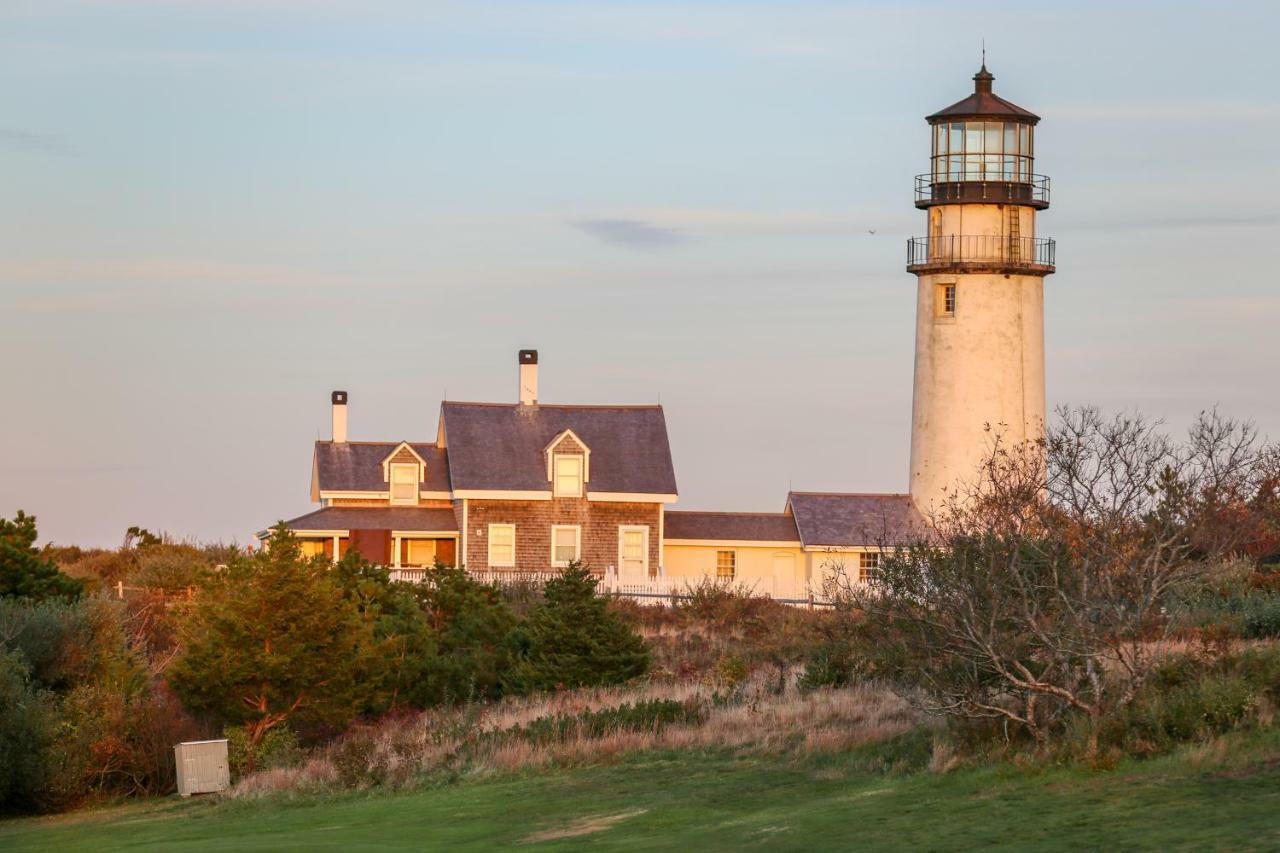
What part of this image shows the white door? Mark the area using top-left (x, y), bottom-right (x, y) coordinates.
top-left (618, 526), bottom-right (649, 581)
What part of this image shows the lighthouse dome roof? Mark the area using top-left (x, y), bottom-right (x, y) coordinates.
top-left (926, 65), bottom-right (1040, 125)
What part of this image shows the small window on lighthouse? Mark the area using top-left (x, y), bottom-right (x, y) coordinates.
top-left (937, 283), bottom-right (956, 318)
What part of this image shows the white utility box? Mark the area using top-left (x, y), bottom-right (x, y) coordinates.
top-left (174, 739), bottom-right (230, 797)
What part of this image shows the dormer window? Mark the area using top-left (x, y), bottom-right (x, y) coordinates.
top-left (553, 454), bottom-right (583, 498)
top-left (389, 463), bottom-right (419, 505)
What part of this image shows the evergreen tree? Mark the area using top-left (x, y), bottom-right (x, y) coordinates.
top-left (0, 511), bottom-right (82, 602)
top-left (508, 563), bottom-right (648, 693)
top-left (415, 563), bottom-right (517, 705)
top-left (331, 550), bottom-right (438, 713)
top-left (168, 524), bottom-right (375, 766)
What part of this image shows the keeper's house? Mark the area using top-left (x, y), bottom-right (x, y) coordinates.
top-left (269, 351), bottom-right (922, 595)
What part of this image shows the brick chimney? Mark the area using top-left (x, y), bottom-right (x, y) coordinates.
top-left (331, 390), bottom-right (348, 443)
top-left (518, 350), bottom-right (538, 405)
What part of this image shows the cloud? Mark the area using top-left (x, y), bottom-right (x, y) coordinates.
top-left (1061, 211), bottom-right (1280, 232)
top-left (0, 128), bottom-right (70, 155)
top-left (574, 218), bottom-right (686, 251)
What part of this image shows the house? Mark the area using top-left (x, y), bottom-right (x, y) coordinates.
top-left (274, 351), bottom-right (679, 584)
top-left (270, 351), bottom-right (923, 597)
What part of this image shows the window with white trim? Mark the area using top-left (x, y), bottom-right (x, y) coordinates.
top-left (859, 551), bottom-right (882, 584)
top-left (551, 525), bottom-right (581, 568)
top-left (716, 550), bottom-right (736, 580)
top-left (618, 525), bottom-right (649, 578)
top-left (553, 454), bottom-right (584, 498)
top-left (390, 463), bottom-right (419, 505)
top-left (488, 524), bottom-right (515, 568)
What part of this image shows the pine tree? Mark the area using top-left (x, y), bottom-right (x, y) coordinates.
top-left (0, 511), bottom-right (82, 602)
top-left (168, 524), bottom-right (376, 766)
top-left (508, 563), bottom-right (648, 693)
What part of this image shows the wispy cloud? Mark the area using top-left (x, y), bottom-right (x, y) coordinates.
top-left (1048, 101), bottom-right (1280, 122)
top-left (575, 208), bottom-right (913, 241)
top-left (1061, 211), bottom-right (1280, 232)
top-left (0, 128), bottom-right (70, 155)
top-left (574, 218), bottom-right (686, 251)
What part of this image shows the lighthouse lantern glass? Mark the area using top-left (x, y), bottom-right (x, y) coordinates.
top-left (931, 120), bottom-right (1033, 184)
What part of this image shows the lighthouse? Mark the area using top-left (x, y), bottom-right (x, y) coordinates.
top-left (907, 66), bottom-right (1055, 513)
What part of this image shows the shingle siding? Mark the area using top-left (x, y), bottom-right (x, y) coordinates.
top-left (463, 498), bottom-right (661, 574)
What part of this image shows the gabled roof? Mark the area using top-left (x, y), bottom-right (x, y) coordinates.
top-left (282, 506), bottom-right (459, 532)
top-left (380, 441), bottom-right (427, 476)
top-left (786, 492), bottom-right (926, 548)
top-left (440, 402), bottom-right (677, 495)
top-left (314, 442), bottom-right (450, 493)
top-left (664, 511), bottom-right (800, 543)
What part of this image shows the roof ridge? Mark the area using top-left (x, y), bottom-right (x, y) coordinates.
top-left (316, 440), bottom-right (439, 447)
top-left (665, 510), bottom-right (795, 517)
top-left (442, 400), bottom-right (663, 410)
top-left (789, 491), bottom-right (912, 498)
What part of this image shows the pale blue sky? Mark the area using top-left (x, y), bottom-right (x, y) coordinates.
top-left (2, 1), bottom-right (1278, 546)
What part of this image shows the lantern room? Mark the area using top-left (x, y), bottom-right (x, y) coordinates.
top-left (915, 66), bottom-right (1049, 209)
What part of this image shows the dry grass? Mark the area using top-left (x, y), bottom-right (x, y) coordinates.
top-left (523, 809), bottom-right (648, 842)
top-left (230, 672), bottom-right (920, 799)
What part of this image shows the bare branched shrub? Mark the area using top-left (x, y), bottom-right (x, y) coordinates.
top-left (835, 407), bottom-right (1280, 756)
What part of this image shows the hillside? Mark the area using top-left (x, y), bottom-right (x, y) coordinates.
top-left (4, 730), bottom-right (1280, 851)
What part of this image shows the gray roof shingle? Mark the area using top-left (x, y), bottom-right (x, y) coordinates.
top-left (314, 442), bottom-right (451, 493)
top-left (440, 402), bottom-right (677, 495)
top-left (663, 511), bottom-right (800, 542)
top-left (281, 506), bottom-right (459, 532)
top-left (786, 492), bottom-right (926, 547)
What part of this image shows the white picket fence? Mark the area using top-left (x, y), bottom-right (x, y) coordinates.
top-left (385, 567), bottom-right (834, 607)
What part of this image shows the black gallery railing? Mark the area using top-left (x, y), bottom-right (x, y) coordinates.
top-left (914, 173), bottom-right (1051, 207)
top-left (906, 236), bottom-right (1056, 271)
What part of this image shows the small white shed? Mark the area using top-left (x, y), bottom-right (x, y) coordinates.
top-left (174, 739), bottom-right (230, 797)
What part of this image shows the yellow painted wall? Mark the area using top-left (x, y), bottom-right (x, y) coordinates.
top-left (664, 543), bottom-right (885, 598)
top-left (664, 542), bottom-right (808, 598)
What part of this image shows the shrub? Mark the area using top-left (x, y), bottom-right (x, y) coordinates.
top-left (133, 544), bottom-right (215, 591)
top-left (0, 650), bottom-right (54, 814)
top-left (506, 564), bottom-right (648, 694)
top-left (331, 552), bottom-right (438, 714)
top-left (1243, 601), bottom-right (1280, 639)
top-left (506, 699), bottom-right (706, 747)
top-left (331, 730), bottom-right (387, 788)
top-left (413, 564), bottom-right (517, 706)
top-left (226, 724), bottom-right (303, 781)
top-left (798, 644), bottom-right (864, 692)
top-left (715, 655), bottom-right (750, 690)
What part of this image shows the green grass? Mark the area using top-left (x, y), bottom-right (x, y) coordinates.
top-left (5, 731), bottom-right (1280, 851)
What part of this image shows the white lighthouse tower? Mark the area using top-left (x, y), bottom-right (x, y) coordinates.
top-left (907, 66), bottom-right (1055, 513)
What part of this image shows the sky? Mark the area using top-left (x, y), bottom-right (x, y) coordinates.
top-left (2, 0), bottom-right (1279, 547)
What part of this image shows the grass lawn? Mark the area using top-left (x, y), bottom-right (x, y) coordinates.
top-left (4, 731), bottom-right (1280, 851)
